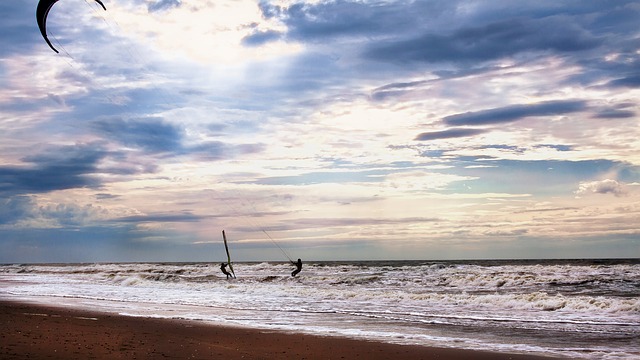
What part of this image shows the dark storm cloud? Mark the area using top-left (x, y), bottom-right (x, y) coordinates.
top-left (374, 79), bottom-right (429, 92)
top-left (38, 202), bottom-right (108, 227)
top-left (535, 144), bottom-right (574, 152)
top-left (90, 117), bottom-right (264, 162)
top-left (370, 64), bottom-right (514, 102)
top-left (92, 117), bottom-right (184, 154)
top-left (257, 0), bottom-right (437, 41)
top-left (242, 30), bottom-right (283, 46)
top-left (593, 105), bottom-right (636, 119)
top-left (96, 193), bottom-right (120, 200)
top-left (365, 17), bottom-right (601, 64)
top-left (606, 74), bottom-right (640, 88)
top-left (415, 128), bottom-right (487, 141)
top-left (443, 100), bottom-right (587, 126)
top-left (0, 196), bottom-right (34, 225)
top-left (256, 1), bottom-right (636, 50)
top-left (551, 50), bottom-right (639, 88)
top-left (588, 2), bottom-right (640, 33)
top-left (115, 212), bottom-right (205, 223)
top-left (148, 0), bottom-right (181, 13)
top-left (0, 144), bottom-right (108, 195)
top-left (254, 0), bottom-right (639, 98)
top-left (370, 79), bottom-right (430, 101)
top-left (0, 2), bottom-right (41, 56)
top-left (187, 141), bottom-right (226, 159)
top-left (187, 141), bottom-right (265, 161)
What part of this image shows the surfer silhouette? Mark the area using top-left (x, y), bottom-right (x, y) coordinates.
top-left (291, 258), bottom-right (302, 277)
top-left (220, 262), bottom-right (232, 279)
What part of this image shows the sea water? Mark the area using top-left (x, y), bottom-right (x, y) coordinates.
top-left (1, 259), bottom-right (638, 359)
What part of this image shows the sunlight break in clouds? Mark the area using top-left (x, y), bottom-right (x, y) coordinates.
top-left (107, 0), bottom-right (301, 64)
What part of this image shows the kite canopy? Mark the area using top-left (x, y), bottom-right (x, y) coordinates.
top-left (36, 0), bottom-right (107, 53)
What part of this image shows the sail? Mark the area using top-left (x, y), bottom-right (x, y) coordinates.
top-left (222, 230), bottom-right (236, 278)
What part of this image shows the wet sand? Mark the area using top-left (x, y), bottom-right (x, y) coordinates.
top-left (1, 300), bottom-right (562, 359)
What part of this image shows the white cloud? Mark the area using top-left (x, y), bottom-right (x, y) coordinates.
top-left (575, 179), bottom-right (627, 197)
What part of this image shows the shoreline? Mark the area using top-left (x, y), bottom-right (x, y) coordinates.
top-left (1, 300), bottom-right (563, 360)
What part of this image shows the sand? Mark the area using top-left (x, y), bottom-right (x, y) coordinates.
top-left (1, 300), bottom-right (563, 359)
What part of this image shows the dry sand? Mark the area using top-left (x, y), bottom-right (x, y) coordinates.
top-left (1, 300), bottom-right (563, 359)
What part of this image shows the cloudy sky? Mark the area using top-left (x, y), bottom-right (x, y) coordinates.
top-left (1, 0), bottom-right (639, 263)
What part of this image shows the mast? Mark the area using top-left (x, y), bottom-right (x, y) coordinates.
top-left (222, 230), bottom-right (236, 278)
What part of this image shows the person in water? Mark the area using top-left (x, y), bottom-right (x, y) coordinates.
top-left (220, 262), bottom-right (232, 279)
top-left (291, 258), bottom-right (302, 277)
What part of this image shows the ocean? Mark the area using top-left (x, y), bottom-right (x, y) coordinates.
top-left (1, 259), bottom-right (638, 359)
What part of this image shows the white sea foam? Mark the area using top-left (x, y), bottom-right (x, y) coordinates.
top-left (1, 260), bottom-right (639, 359)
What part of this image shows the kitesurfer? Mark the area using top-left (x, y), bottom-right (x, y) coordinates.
top-left (220, 262), bottom-right (232, 279)
top-left (291, 258), bottom-right (302, 277)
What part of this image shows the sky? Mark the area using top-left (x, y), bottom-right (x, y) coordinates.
top-left (1, 0), bottom-right (639, 263)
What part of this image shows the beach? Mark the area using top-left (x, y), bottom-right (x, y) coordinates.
top-left (1, 300), bottom-right (560, 360)
top-left (2, 260), bottom-right (638, 359)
